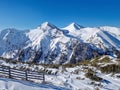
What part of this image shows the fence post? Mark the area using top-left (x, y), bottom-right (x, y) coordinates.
top-left (25, 70), bottom-right (28, 81)
top-left (43, 72), bottom-right (45, 83)
top-left (8, 67), bottom-right (11, 78)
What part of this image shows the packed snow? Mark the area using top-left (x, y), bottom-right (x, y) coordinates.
top-left (0, 77), bottom-right (69, 90)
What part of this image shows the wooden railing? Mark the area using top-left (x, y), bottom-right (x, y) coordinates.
top-left (0, 65), bottom-right (45, 82)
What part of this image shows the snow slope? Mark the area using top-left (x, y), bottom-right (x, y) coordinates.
top-left (0, 22), bottom-right (120, 64)
top-left (0, 55), bottom-right (120, 90)
top-left (0, 77), bottom-right (70, 90)
top-left (1, 63), bottom-right (120, 90)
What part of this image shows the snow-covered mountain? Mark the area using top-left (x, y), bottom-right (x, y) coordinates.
top-left (0, 22), bottom-right (120, 64)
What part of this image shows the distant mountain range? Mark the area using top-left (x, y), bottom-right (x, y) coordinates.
top-left (0, 22), bottom-right (120, 64)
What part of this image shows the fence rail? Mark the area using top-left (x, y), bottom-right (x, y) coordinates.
top-left (0, 65), bottom-right (45, 82)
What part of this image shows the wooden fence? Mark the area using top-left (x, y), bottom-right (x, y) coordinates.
top-left (0, 65), bottom-right (45, 82)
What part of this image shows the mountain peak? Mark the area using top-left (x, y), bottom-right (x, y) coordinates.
top-left (63, 22), bottom-right (84, 30)
top-left (70, 22), bottom-right (78, 25)
top-left (39, 22), bottom-right (57, 29)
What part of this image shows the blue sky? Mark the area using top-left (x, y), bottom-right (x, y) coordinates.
top-left (0, 0), bottom-right (120, 30)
